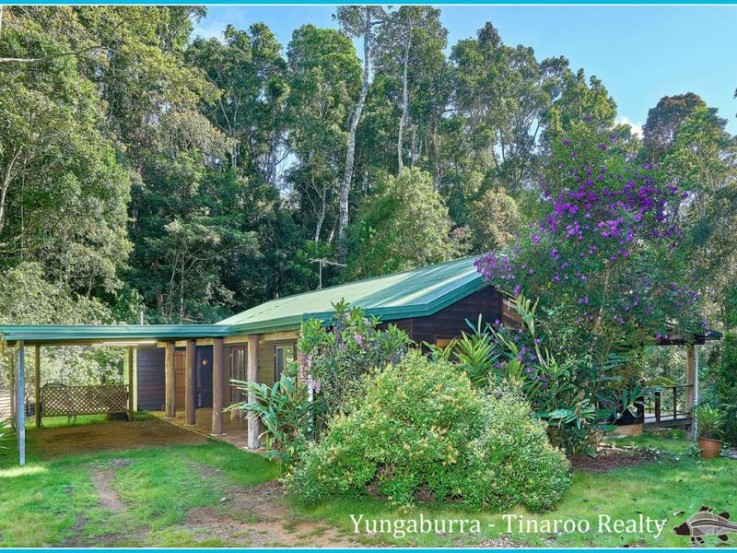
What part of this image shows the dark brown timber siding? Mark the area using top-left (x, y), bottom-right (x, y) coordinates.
top-left (384, 287), bottom-right (503, 345)
top-left (137, 347), bottom-right (165, 411)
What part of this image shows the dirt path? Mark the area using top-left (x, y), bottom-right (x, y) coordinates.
top-left (185, 467), bottom-right (359, 547)
top-left (90, 468), bottom-right (126, 513)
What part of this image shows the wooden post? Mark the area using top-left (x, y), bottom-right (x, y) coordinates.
top-left (127, 347), bottom-right (135, 421)
top-left (211, 338), bottom-right (224, 435)
top-left (247, 335), bottom-right (260, 450)
top-left (8, 351), bottom-right (15, 431)
top-left (185, 340), bottom-right (196, 426)
top-left (164, 342), bottom-right (176, 418)
top-left (686, 344), bottom-right (699, 440)
top-left (34, 344), bottom-right (41, 428)
top-left (16, 342), bottom-right (26, 466)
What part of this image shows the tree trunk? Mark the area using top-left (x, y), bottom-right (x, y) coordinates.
top-left (314, 185), bottom-right (327, 243)
top-left (397, 18), bottom-right (412, 174)
top-left (0, 148), bottom-right (21, 234)
top-left (430, 120), bottom-right (441, 191)
top-left (338, 14), bottom-right (372, 253)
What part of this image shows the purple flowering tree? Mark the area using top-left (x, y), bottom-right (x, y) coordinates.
top-left (477, 122), bottom-right (704, 359)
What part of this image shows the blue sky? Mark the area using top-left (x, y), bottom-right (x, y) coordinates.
top-left (195, 5), bottom-right (737, 134)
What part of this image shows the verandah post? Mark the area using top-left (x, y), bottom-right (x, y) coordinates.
top-left (34, 344), bottom-right (41, 428)
top-left (247, 335), bottom-right (260, 450)
top-left (211, 338), bottom-right (224, 435)
top-left (164, 341), bottom-right (176, 418)
top-left (686, 344), bottom-right (699, 440)
top-left (185, 340), bottom-right (196, 426)
top-left (16, 341), bottom-right (25, 466)
top-left (127, 347), bottom-right (134, 421)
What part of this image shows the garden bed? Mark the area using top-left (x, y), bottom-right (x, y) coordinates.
top-left (570, 445), bottom-right (658, 473)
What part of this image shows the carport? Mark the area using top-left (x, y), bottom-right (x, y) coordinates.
top-left (0, 324), bottom-right (255, 465)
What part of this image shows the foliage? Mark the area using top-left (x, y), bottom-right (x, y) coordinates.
top-left (476, 121), bottom-right (704, 364)
top-left (285, 352), bottom-right (570, 510)
top-left (704, 332), bottom-right (737, 442)
top-left (467, 187), bottom-right (521, 252)
top-left (694, 404), bottom-right (725, 441)
top-left (433, 294), bottom-right (607, 454)
top-left (297, 301), bottom-right (411, 425)
top-left (466, 385), bottom-right (571, 511)
top-left (346, 167), bottom-right (454, 279)
top-left (230, 374), bottom-right (312, 465)
top-left (642, 93), bottom-right (706, 162)
top-left (0, 418), bottom-right (10, 452)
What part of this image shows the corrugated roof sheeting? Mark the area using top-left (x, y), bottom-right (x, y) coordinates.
top-left (0, 257), bottom-right (485, 344)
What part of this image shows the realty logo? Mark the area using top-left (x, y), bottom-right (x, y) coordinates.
top-left (673, 506), bottom-right (737, 545)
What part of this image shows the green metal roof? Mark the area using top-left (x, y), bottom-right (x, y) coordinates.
top-left (220, 256), bottom-right (485, 333)
top-left (0, 257), bottom-right (485, 343)
top-left (0, 324), bottom-right (232, 345)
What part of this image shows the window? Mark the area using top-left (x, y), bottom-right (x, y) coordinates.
top-left (230, 345), bottom-right (247, 403)
top-left (274, 343), bottom-right (295, 382)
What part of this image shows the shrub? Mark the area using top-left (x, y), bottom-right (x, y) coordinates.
top-left (433, 294), bottom-right (603, 455)
top-left (297, 300), bottom-right (411, 426)
top-left (230, 375), bottom-right (311, 465)
top-left (285, 352), bottom-right (570, 511)
top-left (466, 387), bottom-right (571, 511)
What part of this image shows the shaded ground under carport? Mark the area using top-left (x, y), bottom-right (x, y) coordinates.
top-left (33, 415), bottom-right (210, 460)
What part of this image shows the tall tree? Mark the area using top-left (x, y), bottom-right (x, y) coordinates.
top-left (345, 167), bottom-right (454, 279)
top-left (187, 24), bottom-right (289, 185)
top-left (0, 7), bottom-right (132, 300)
top-left (663, 106), bottom-right (737, 327)
top-left (375, 7), bottom-right (448, 175)
top-left (642, 93), bottom-right (706, 162)
top-left (286, 25), bottom-right (361, 244)
top-left (334, 6), bottom-right (388, 253)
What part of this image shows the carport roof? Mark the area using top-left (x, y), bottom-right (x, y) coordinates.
top-left (0, 324), bottom-right (232, 345)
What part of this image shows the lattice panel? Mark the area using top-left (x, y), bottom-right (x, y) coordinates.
top-left (41, 385), bottom-right (130, 417)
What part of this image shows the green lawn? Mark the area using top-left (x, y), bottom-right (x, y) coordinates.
top-left (2, 421), bottom-right (736, 548)
top-left (292, 433), bottom-right (737, 548)
top-left (0, 419), bottom-right (280, 547)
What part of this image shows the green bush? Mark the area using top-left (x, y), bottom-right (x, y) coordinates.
top-left (297, 300), bottom-right (411, 426)
top-left (285, 352), bottom-right (570, 511)
top-left (710, 332), bottom-right (737, 444)
top-left (466, 387), bottom-right (572, 511)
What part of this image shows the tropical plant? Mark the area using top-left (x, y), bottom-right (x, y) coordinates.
top-left (434, 293), bottom-right (606, 454)
top-left (694, 404), bottom-right (726, 440)
top-left (428, 315), bottom-right (500, 387)
top-left (229, 374), bottom-right (312, 465)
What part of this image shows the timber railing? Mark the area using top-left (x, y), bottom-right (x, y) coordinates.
top-left (644, 384), bottom-right (694, 423)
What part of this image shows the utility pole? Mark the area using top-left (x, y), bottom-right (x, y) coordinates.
top-left (308, 258), bottom-right (346, 290)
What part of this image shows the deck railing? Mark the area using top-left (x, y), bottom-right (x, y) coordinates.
top-left (644, 384), bottom-right (694, 423)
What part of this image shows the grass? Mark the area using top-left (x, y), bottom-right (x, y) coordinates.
top-left (2, 419), bottom-right (736, 548)
top-left (0, 419), bottom-right (278, 547)
top-left (292, 433), bottom-right (737, 548)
